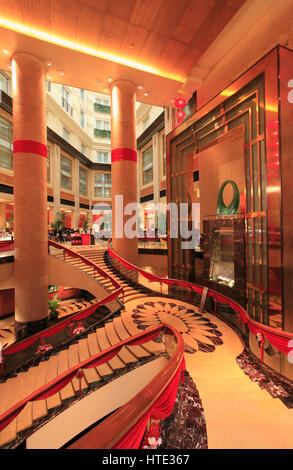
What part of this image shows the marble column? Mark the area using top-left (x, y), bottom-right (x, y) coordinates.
top-left (110, 80), bottom-right (138, 263)
top-left (12, 52), bottom-right (49, 340)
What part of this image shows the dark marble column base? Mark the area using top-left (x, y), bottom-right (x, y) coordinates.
top-left (14, 316), bottom-right (49, 342)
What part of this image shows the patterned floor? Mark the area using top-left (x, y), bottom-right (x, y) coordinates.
top-left (123, 297), bottom-right (224, 355)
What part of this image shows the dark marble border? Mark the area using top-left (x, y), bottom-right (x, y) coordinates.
top-left (159, 371), bottom-right (208, 449)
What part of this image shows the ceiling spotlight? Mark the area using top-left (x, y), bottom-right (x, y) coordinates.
top-left (107, 78), bottom-right (113, 83)
top-left (104, 88), bottom-right (110, 93)
top-left (144, 92), bottom-right (149, 97)
top-left (130, 43), bottom-right (135, 49)
top-left (58, 71), bottom-right (65, 76)
top-left (3, 49), bottom-right (9, 55)
top-left (45, 60), bottom-right (52, 66)
top-left (138, 85), bottom-right (144, 90)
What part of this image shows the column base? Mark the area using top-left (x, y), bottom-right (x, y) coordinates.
top-left (14, 316), bottom-right (49, 342)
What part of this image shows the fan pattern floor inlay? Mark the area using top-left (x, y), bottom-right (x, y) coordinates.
top-left (130, 299), bottom-right (223, 354)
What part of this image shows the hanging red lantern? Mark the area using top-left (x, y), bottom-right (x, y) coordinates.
top-left (176, 110), bottom-right (186, 120)
top-left (174, 97), bottom-right (187, 109)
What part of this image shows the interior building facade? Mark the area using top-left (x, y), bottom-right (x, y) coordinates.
top-left (0, 0), bottom-right (293, 451)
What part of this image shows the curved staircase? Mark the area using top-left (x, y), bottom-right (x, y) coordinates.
top-left (55, 247), bottom-right (148, 305)
top-left (0, 247), bottom-right (167, 448)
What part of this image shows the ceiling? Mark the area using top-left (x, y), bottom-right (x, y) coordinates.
top-left (0, 0), bottom-right (246, 106)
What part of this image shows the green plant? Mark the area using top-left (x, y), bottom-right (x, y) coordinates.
top-left (80, 214), bottom-right (89, 232)
top-left (51, 211), bottom-right (67, 232)
top-left (48, 294), bottom-right (60, 321)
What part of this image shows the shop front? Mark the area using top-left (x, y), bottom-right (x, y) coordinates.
top-left (166, 46), bottom-right (293, 378)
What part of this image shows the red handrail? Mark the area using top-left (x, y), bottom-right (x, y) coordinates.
top-left (107, 240), bottom-right (293, 359)
top-left (0, 322), bottom-right (185, 450)
top-left (2, 241), bottom-right (123, 360)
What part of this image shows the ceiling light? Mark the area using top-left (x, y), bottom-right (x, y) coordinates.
top-left (107, 78), bottom-right (113, 83)
top-left (138, 85), bottom-right (144, 90)
top-left (58, 70), bottom-right (64, 76)
top-left (3, 49), bottom-right (9, 55)
top-left (0, 17), bottom-right (185, 83)
top-left (144, 92), bottom-right (149, 97)
top-left (45, 60), bottom-right (52, 66)
top-left (104, 88), bottom-right (110, 93)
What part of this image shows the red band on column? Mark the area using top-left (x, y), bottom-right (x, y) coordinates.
top-left (13, 140), bottom-right (47, 158)
top-left (111, 148), bottom-right (137, 163)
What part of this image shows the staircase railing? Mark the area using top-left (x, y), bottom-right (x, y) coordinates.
top-left (0, 323), bottom-right (185, 450)
top-left (0, 241), bottom-right (124, 375)
top-left (107, 240), bottom-right (293, 362)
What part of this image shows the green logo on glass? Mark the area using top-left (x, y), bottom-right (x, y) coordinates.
top-left (217, 180), bottom-right (240, 215)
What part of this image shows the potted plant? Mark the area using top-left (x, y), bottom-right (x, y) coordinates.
top-left (48, 293), bottom-right (60, 322)
top-left (80, 214), bottom-right (89, 233)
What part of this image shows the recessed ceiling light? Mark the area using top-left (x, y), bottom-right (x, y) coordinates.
top-left (107, 78), bottom-right (113, 83)
top-left (45, 60), bottom-right (52, 66)
top-left (58, 71), bottom-right (65, 76)
top-left (3, 49), bottom-right (9, 55)
top-left (130, 43), bottom-right (135, 49)
top-left (138, 85), bottom-right (144, 90)
top-left (144, 92), bottom-right (149, 97)
top-left (104, 88), bottom-right (110, 93)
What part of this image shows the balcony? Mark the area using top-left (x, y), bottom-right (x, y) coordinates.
top-left (94, 103), bottom-right (111, 114)
top-left (94, 129), bottom-right (111, 139)
top-left (62, 97), bottom-right (73, 116)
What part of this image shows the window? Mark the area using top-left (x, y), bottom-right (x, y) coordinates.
top-left (94, 173), bottom-right (111, 198)
top-left (0, 73), bottom-right (9, 94)
top-left (96, 151), bottom-right (110, 163)
top-left (0, 116), bottom-right (13, 169)
top-left (63, 127), bottom-right (70, 143)
top-left (80, 89), bottom-right (85, 102)
top-left (94, 120), bottom-right (111, 138)
top-left (62, 86), bottom-right (72, 115)
top-left (81, 143), bottom-right (86, 156)
top-left (79, 166), bottom-right (87, 196)
top-left (95, 96), bottom-right (110, 106)
top-left (60, 155), bottom-right (72, 190)
top-left (96, 120), bottom-right (110, 130)
top-left (47, 146), bottom-right (50, 183)
top-left (142, 146), bottom-right (153, 185)
top-left (162, 134), bottom-right (166, 176)
top-left (80, 110), bottom-right (85, 129)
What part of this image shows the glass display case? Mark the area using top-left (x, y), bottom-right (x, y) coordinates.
top-left (209, 227), bottom-right (235, 287)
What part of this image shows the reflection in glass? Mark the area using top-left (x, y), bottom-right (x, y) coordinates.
top-left (209, 228), bottom-right (235, 287)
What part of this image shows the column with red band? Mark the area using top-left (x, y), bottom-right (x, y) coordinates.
top-left (13, 139), bottom-right (47, 158)
top-left (111, 147), bottom-right (137, 163)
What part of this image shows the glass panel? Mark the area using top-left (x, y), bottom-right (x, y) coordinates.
top-left (209, 228), bottom-right (235, 287)
top-left (79, 167), bottom-right (87, 195)
top-left (61, 155), bottom-right (72, 190)
top-left (252, 143), bottom-right (259, 212)
top-left (142, 146), bottom-right (153, 184)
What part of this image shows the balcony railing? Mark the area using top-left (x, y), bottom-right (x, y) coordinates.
top-left (94, 103), bottom-right (110, 113)
top-left (94, 128), bottom-right (111, 138)
top-left (62, 97), bottom-right (73, 116)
